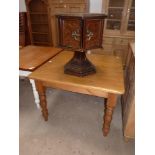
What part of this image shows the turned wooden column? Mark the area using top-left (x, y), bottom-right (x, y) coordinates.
top-left (35, 80), bottom-right (48, 121)
top-left (103, 93), bottom-right (118, 136)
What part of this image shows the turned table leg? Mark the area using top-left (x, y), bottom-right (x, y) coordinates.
top-left (103, 93), bottom-right (118, 136)
top-left (35, 80), bottom-right (48, 121)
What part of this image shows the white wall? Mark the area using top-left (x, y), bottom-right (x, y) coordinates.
top-left (19, 0), bottom-right (103, 13)
top-left (89, 0), bottom-right (102, 13)
top-left (19, 0), bottom-right (26, 12)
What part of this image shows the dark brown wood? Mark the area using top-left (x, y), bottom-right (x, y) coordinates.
top-left (84, 18), bottom-right (104, 49)
top-left (57, 13), bottom-right (107, 50)
top-left (35, 80), bottom-right (48, 121)
top-left (58, 17), bottom-right (82, 49)
top-left (19, 12), bottom-right (26, 47)
top-left (19, 12), bottom-right (31, 46)
top-left (25, 0), bottom-right (52, 46)
top-left (56, 13), bottom-right (107, 76)
top-left (103, 93), bottom-right (118, 136)
top-left (49, 0), bottom-right (90, 46)
top-left (64, 51), bottom-right (96, 76)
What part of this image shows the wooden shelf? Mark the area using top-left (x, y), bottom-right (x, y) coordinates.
top-left (128, 20), bottom-right (135, 22)
top-left (26, 0), bottom-right (52, 46)
top-left (108, 7), bottom-right (123, 9)
top-left (31, 22), bottom-right (48, 24)
top-left (33, 41), bottom-right (49, 44)
top-left (32, 32), bottom-right (48, 34)
top-left (30, 12), bottom-right (48, 15)
top-left (107, 19), bottom-right (121, 21)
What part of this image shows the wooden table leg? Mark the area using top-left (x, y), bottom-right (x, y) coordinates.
top-left (103, 93), bottom-right (118, 136)
top-left (35, 80), bottom-right (48, 121)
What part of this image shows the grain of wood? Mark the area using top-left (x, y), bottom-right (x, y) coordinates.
top-left (29, 51), bottom-right (124, 96)
top-left (19, 45), bottom-right (63, 71)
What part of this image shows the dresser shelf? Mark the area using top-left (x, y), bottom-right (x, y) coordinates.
top-left (25, 0), bottom-right (52, 46)
top-left (32, 32), bottom-right (48, 34)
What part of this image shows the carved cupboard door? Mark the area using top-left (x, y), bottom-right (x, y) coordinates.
top-left (84, 19), bottom-right (104, 49)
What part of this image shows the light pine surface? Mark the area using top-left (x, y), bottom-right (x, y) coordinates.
top-left (19, 45), bottom-right (62, 71)
top-left (29, 51), bottom-right (124, 97)
top-left (29, 51), bottom-right (125, 136)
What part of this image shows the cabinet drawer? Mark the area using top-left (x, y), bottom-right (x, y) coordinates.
top-left (103, 44), bottom-right (113, 52)
top-left (103, 37), bottom-right (114, 44)
top-left (50, 0), bottom-right (69, 3)
top-left (50, 4), bottom-right (68, 14)
top-left (114, 38), bottom-right (129, 45)
top-left (68, 4), bottom-right (86, 13)
top-left (113, 47), bottom-right (128, 66)
top-left (50, 0), bottom-right (86, 4)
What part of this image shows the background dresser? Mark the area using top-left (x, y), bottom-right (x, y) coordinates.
top-left (100, 0), bottom-right (135, 67)
top-left (25, 0), bottom-right (89, 46)
top-left (122, 42), bottom-right (135, 140)
top-left (25, 0), bottom-right (53, 46)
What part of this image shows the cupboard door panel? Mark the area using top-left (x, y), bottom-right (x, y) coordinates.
top-left (84, 19), bottom-right (103, 49)
top-left (103, 37), bottom-right (114, 44)
top-left (59, 19), bottom-right (82, 49)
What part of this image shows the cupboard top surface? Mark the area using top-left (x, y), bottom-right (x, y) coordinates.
top-left (56, 13), bottom-right (107, 18)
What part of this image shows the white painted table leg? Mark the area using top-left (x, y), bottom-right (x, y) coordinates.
top-left (19, 70), bottom-right (40, 109)
top-left (30, 79), bottom-right (40, 109)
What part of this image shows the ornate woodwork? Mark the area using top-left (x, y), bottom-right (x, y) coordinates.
top-left (56, 13), bottom-right (107, 76)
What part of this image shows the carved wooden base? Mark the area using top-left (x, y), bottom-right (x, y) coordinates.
top-left (64, 51), bottom-right (96, 77)
top-left (103, 94), bottom-right (118, 136)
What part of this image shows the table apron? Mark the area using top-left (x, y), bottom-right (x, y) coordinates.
top-left (43, 81), bottom-right (108, 98)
